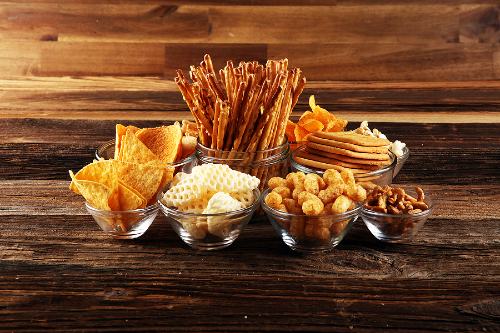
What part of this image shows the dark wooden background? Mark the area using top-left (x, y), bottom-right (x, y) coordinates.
top-left (0, 1), bottom-right (499, 332)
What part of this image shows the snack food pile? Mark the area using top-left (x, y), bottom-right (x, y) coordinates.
top-left (363, 185), bottom-right (430, 238)
top-left (264, 169), bottom-right (366, 241)
top-left (286, 95), bottom-right (348, 142)
top-left (295, 131), bottom-right (393, 173)
top-left (69, 124), bottom-right (189, 211)
top-left (364, 185), bottom-right (428, 215)
top-left (162, 164), bottom-right (260, 239)
top-left (175, 54), bottom-right (305, 152)
top-left (354, 121), bottom-right (406, 158)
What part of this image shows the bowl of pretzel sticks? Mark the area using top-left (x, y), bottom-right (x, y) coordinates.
top-left (175, 55), bottom-right (306, 190)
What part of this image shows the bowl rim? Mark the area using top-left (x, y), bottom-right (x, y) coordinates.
top-left (85, 201), bottom-right (159, 214)
top-left (291, 144), bottom-right (397, 177)
top-left (158, 188), bottom-right (261, 217)
top-left (95, 139), bottom-right (197, 167)
top-left (196, 137), bottom-right (290, 156)
top-left (360, 187), bottom-right (434, 218)
top-left (261, 188), bottom-right (361, 219)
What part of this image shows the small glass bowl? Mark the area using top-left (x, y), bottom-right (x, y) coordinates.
top-left (291, 145), bottom-right (397, 188)
top-left (261, 189), bottom-right (361, 253)
top-left (85, 202), bottom-right (159, 239)
top-left (360, 187), bottom-right (433, 242)
top-left (95, 139), bottom-right (197, 174)
top-left (158, 189), bottom-right (260, 250)
top-left (393, 146), bottom-right (410, 178)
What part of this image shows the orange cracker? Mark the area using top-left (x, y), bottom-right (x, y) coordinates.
top-left (306, 147), bottom-right (392, 166)
top-left (308, 142), bottom-right (390, 161)
top-left (313, 131), bottom-right (390, 147)
top-left (298, 149), bottom-right (380, 171)
top-left (308, 134), bottom-right (388, 154)
top-left (294, 154), bottom-right (368, 174)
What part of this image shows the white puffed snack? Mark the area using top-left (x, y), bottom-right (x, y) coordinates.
top-left (163, 164), bottom-right (259, 209)
top-left (189, 164), bottom-right (260, 193)
top-left (203, 192), bottom-right (243, 238)
top-left (230, 191), bottom-right (255, 208)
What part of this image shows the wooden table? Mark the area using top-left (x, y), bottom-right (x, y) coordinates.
top-left (1, 77), bottom-right (499, 332)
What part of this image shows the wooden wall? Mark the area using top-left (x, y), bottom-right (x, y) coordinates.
top-left (1, 1), bottom-right (499, 81)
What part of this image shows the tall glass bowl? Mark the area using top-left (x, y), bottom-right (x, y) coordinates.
top-left (195, 140), bottom-right (290, 192)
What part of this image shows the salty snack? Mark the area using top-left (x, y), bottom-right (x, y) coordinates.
top-left (286, 95), bottom-right (348, 142)
top-left (175, 54), bottom-right (305, 152)
top-left (362, 185), bottom-right (432, 241)
top-left (295, 131), bottom-right (393, 174)
top-left (354, 121), bottom-right (407, 158)
top-left (263, 169), bottom-right (365, 242)
top-left (115, 123), bottom-right (183, 164)
top-left (162, 164), bottom-right (260, 239)
top-left (364, 185), bottom-right (428, 215)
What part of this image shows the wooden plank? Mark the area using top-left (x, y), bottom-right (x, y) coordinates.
top-left (39, 42), bottom-right (165, 76)
top-left (269, 43), bottom-right (496, 81)
top-left (1, 0), bottom-right (500, 4)
top-left (0, 4), bottom-right (209, 42)
top-left (208, 5), bottom-right (460, 44)
top-left (0, 4), bottom-right (466, 44)
top-left (459, 4), bottom-right (500, 43)
top-left (165, 43), bottom-right (267, 78)
top-left (0, 77), bottom-right (499, 116)
top-left (0, 40), bottom-right (496, 79)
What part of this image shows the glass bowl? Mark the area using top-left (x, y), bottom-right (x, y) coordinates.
top-left (96, 139), bottom-right (197, 174)
top-left (195, 140), bottom-right (290, 192)
top-left (85, 202), bottom-right (159, 239)
top-left (291, 145), bottom-right (397, 188)
top-left (393, 146), bottom-right (410, 178)
top-left (158, 188), bottom-right (260, 250)
top-left (360, 187), bottom-right (433, 242)
top-left (261, 189), bottom-right (361, 253)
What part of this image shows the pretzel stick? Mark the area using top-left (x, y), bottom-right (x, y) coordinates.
top-left (217, 101), bottom-right (229, 150)
top-left (211, 100), bottom-right (221, 149)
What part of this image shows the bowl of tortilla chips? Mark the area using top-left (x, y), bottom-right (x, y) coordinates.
top-left (96, 123), bottom-right (198, 175)
top-left (69, 123), bottom-right (187, 238)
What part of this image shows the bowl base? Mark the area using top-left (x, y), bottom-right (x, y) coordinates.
top-left (182, 237), bottom-right (238, 251)
top-left (109, 230), bottom-right (147, 239)
top-left (282, 235), bottom-right (341, 253)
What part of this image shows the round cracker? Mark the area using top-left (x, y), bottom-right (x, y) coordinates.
top-left (308, 134), bottom-right (389, 154)
top-left (308, 142), bottom-right (390, 161)
top-left (306, 147), bottom-right (393, 166)
top-left (313, 131), bottom-right (390, 147)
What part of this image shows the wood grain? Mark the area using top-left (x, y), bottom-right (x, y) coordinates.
top-left (0, 77), bottom-right (499, 117)
top-left (0, 3), bottom-right (498, 80)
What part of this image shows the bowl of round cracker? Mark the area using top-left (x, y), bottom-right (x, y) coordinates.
top-left (291, 144), bottom-right (397, 188)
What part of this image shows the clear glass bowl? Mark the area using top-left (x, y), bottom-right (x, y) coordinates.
top-left (261, 189), bottom-right (361, 253)
top-left (85, 202), bottom-right (159, 239)
top-left (393, 146), bottom-right (410, 178)
top-left (360, 187), bottom-right (433, 242)
top-left (291, 145), bottom-right (397, 188)
top-left (195, 140), bottom-right (290, 192)
top-left (95, 139), bottom-right (197, 174)
top-left (158, 189), bottom-right (260, 250)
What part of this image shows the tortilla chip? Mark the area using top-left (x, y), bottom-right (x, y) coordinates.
top-left (71, 178), bottom-right (113, 211)
top-left (115, 124), bottom-right (140, 159)
top-left (117, 181), bottom-right (146, 210)
top-left (326, 118), bottom-right (348, 132)
top-left (136, 123), bottom-right (183, 163)
top-left (69, 160), bottom-right (117, 194)
top-left (119, 128), bottom-right (159, 164)
top-left (113, 160), bottom-right (165, 203)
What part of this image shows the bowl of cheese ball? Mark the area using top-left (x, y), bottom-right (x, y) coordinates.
top-left (261, 169), bottom-right (364, 253)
